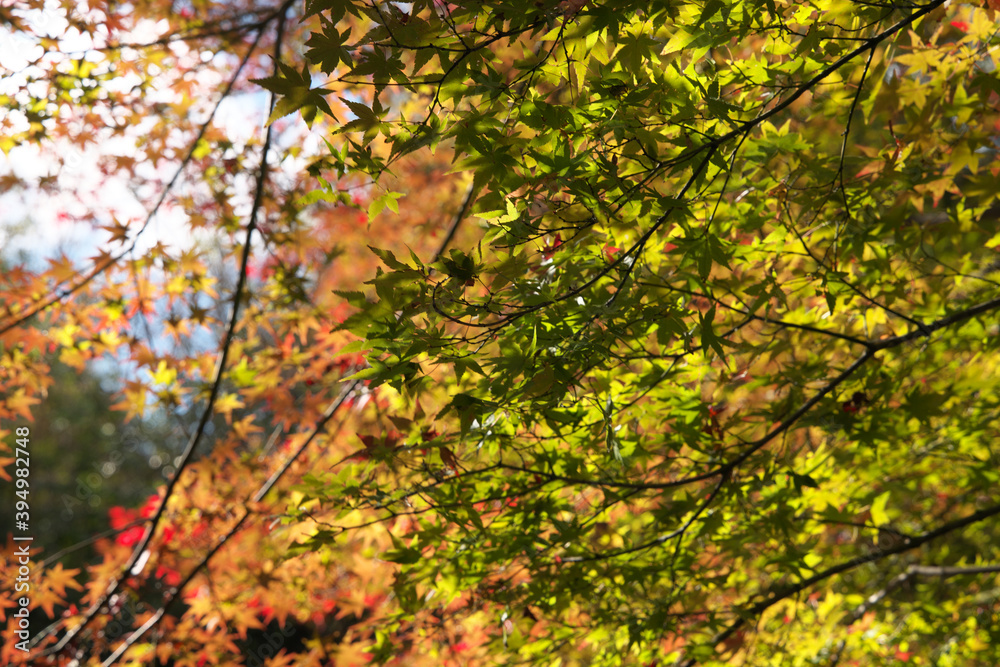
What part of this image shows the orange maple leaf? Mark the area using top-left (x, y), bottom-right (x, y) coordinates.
top-left (47, 254), bottom-right (78, 283)
top-left (33, 586), bottom-right (62, 618)
top-left (41, 562), bottom-right (83, 599)
top-left (0, 591), bottom-right (18, 622)
top-left (225, 603), bottom-right (265, 639)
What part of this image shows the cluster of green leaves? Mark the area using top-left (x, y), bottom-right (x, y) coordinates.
top-left (256, 0), bottom-right (1000, 664)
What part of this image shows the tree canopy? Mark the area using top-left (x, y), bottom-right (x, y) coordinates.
top-left (3, 0), bottom-right (1000, 665)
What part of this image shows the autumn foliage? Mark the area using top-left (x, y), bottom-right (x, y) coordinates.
top-left (4, 0), bottom-right (1000, 665)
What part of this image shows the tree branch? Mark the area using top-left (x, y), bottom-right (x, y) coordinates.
top-left (679, 500), bottom-right (1000, 666)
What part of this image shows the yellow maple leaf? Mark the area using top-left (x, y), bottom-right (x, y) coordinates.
top-left (214, 393), bottom-right (245, 424)
top-left (151, 360), bottom-right (177, 386)
top-left (5, 389), bottom-right (39, 421)
top-left (110, 380), bottom-right (150, 422)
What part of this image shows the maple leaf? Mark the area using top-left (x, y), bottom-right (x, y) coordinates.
top-left (0, 592), bottom-right (18, 622)
top-left (261, 653), bottom-right (296, 667)
top-left (155, 642), bottom-right (175, 665)
top-left (439, 446), bottom-right (459, 469)
top-left (4, 389), bottom-right (40, 421)
top-left (1, 264), bottom-right (29, 285)
top-left (99, 216), bottom-right (131, 244)
top-left (214, 393), bottom-right (245, 424)
top-left (47, 254), bottom-right (78, 283)
top-left (110, 379), bottom-right (150, 421)
top-left (185, 588), bottom-right (222, 626)
top-left (224, 603), bottom-right (265, 639)
top-left (40, 563), bottom-right (83, 599)
top-left (331, 642), bottom-right (375, 666)
top-left (189, 304), bottom-right (211, 324)
top-left (257, 591), bottom-right (301, 628)
top-left (252, 61), bottom-right (333, 127)
top-left (33, 585), bottom-right (63, 619)
top-left (232, 414), bottom-right (264, 440)
top-left (178, 248), bottom-right (205, 273)
top-left (151, 360), bottom-right (177, 386)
